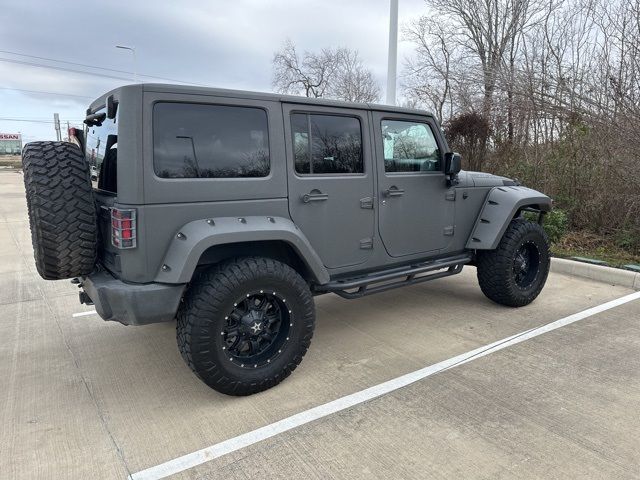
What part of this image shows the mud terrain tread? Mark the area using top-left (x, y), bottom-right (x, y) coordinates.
top-left (22, 141), bottom-right (97, 280)
top-left (177, 257), bottom-right (315, 396)
top-left (476, 218), bottom-right (550, 307)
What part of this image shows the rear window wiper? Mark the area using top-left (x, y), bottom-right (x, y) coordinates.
top-left (84, 112), bottom-right (106, 127)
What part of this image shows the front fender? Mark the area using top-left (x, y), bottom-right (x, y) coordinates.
top-left (154, 216), bottom-right (329, 284)
top-left (466, 186), bottom-right (552, 250)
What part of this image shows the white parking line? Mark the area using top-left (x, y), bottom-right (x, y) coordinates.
top-left (72, 310), bottom-right (97, 317)
top-left (129, 290), bottom-right (640, 480)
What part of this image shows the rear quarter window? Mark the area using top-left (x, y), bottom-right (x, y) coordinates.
top-left (153, 102), bottom-right (270, 178)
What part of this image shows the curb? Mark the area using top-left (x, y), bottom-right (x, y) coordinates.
top-left (551, 257), bottom-right (640, 290)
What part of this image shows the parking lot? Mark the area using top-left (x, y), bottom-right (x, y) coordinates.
top-left (1, 168), bottom-right (639, 479)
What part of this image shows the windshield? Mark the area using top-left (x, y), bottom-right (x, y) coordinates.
top-left (85, 109), bottom-right (117, 193)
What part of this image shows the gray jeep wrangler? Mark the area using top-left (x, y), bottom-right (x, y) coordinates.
top-left (22, 84), bottom-right (552, 396)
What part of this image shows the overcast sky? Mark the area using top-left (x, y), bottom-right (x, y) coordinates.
top-left (0, 0), bottom-right (427, 143)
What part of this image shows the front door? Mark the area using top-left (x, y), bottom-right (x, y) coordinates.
top-left (284, 104), bottom-right (375, 269)
top-left (373, 112), bottom-right (455, 257)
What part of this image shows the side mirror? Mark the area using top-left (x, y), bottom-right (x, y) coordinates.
top-left (106, 95), bottom-right (118, 119)
top-left (444, 152), bottom-right (461, 175)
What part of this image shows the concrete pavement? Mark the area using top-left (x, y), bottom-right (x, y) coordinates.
top-left (1, 170), bottom-right (638, 479)
top-left (186, 301), bottom-right (640, 480)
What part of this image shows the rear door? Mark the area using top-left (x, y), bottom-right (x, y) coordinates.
top-left (283, 104), bottom-right (375, 269)
top-left (373, 112), bottom-right (455, 257)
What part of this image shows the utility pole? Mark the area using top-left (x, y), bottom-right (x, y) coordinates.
top-left (66, 121), bottom-right (70, 141)
top-left (386, 0), bottom-right (399, 105)
top-left (53, 113), bottom-right (61, 141)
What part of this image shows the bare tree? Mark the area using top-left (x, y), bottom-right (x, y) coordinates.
top-left (402, 0), bottom-right (640, 247)
top-left (272, 40), bottom-right (380, 102)
top-left (403, 17), bottom-right (458, 121)
top-left (407, 0), bottom-right (545, 121)
top-left (272, 39), bottom-right (338, 98)
top-left (331, 50), bottom-right (381, 103)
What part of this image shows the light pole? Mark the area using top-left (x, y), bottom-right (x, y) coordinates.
top-left (116, 45), bottom-right (138, 83)
top-left (386, 0), bottom-right (399, 105)
top-left (176, 136), bottom-right (201, 177)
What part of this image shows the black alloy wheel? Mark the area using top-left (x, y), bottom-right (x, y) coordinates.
top-left (222, 291), bottom-right (291, 368)
top-left (177, 257), bottom-right (315, 396)
top-left (512, 241), bottom-right (541, 289)
top-left (477, 218), bottom-right (550, 307)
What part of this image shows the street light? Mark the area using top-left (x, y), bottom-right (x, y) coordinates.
top-left (386, 0), bottom-right (399, 105)
top-left (116, 45), bottom-right (138, 83)
top-left (176, 136), bottom-right (201, 177)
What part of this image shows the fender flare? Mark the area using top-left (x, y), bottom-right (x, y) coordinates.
top-left (466, 186), bottom-right (552, 250)
top-left (153, 216), bottom-right (329, 284)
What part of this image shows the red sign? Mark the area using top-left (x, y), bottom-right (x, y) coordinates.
top-left (0, 133), bottom-right (21, 140)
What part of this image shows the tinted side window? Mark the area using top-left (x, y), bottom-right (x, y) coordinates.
top-left (291, 113), bottom-right (363, 174)
top-left (382, 120), bottom-right (441, 173)
top-left (154, 103), bottom-right (269, 178)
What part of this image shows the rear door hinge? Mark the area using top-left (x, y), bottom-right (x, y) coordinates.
top-left (360, 237), bottom-right (374, 249)
top-left (445, 190), bottom-right (456, 201)
top-left (443, 226), bottom-right (455, 236)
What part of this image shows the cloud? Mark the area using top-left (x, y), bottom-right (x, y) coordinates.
top-left (0, 0), bottom-right (426, 140)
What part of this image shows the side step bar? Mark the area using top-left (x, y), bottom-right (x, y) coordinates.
top-left (316, 253), bottom-right (473, 299)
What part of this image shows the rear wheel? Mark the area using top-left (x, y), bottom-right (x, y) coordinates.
top-left (476, 218), bottom-right (550, 307)
top-left (177, 257), bottom-right (315, 396)
top-left (22, 141), bottom-right (97, 280)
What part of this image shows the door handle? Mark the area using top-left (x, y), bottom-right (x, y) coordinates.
top-left (384, 186), bottom-right (405, 197)
top-left (302, 191), bottom-right (329, 203)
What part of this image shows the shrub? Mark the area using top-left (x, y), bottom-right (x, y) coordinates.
top-left (525, 208), bottom-right (568, 244)
top-left (542, 209), bottom-right (568, 243)
top-left (615, 228), bottom-right (640, 253)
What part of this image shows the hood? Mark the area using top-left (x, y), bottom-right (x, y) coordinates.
top-left (458, 171), bottom-right (519, 188)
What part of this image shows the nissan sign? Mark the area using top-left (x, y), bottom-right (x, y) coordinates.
top-left (0, 133), bottom-right (21, 141)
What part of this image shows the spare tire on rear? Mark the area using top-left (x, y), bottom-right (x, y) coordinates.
top-left (22, 141), bottom-right (97, 280)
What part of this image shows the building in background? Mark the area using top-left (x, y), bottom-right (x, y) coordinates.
top-left (0, 133), bottom-right (22, 155)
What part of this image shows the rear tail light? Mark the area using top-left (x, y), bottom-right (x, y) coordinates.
top-left (111, 207), bottom-right (137, 249)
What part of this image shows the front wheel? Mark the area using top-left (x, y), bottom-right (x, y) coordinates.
top-left (476, 218), bottom-right (550, 307)
top-left (177, 257), bottom-right (315, 396)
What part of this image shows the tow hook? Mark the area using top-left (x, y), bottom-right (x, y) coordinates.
top-left (79, 290), bottom-right (94, 306)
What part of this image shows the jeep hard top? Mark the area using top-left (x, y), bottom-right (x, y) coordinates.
top-left (22, 84), bottom-right (552, 395)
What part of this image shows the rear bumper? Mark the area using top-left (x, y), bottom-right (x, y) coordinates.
top-left (81, 271), bottom-right (186, 326)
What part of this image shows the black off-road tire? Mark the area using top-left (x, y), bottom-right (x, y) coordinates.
top-left (177, 257), bottom-right (315, 396)
top-left (476, 218), bottom-right (550, 307)
top-left (22, 141), bottom-right (97, 280)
